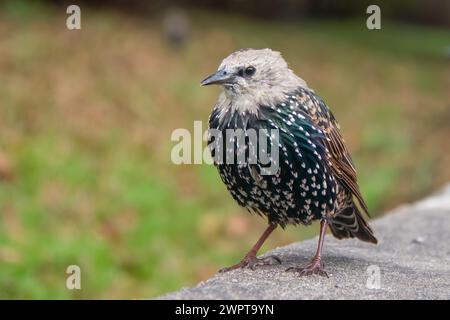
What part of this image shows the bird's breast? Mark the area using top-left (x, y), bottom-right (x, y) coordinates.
top-left (207, 95), bottom-right (340, 226)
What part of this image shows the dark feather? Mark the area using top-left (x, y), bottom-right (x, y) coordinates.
top-left (293, 89), bottom-right (370, 216)
top-left (328, 194), bottom-right (377, 244)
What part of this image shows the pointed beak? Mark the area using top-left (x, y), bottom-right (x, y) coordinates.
top-left (200, 69), bottom-right (234, 86)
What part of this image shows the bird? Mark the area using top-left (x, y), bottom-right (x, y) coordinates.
top-left (201, 48), bottom-right (377, 276)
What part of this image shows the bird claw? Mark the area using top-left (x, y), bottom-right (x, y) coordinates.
top-left (219, 254), bottom-right (281, 273)
top-left (286, 259), bottom-right (328, 277)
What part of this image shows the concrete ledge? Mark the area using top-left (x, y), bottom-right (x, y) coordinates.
top-left (160, 185), bottom-right (450, 299)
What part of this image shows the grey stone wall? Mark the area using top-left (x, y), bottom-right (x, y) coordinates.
top-left (160, 184), bottom-right (450, 299)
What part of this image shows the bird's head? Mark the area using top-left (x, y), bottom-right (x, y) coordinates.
top-left (201, 48), bottom-right (307, 108)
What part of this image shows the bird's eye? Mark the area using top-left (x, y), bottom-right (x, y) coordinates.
top-left (244, 66), bottom-right (256, 77)
top-left (238, 66), bottom-right (256, 77)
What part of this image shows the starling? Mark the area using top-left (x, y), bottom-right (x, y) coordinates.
top-left (201, 48), bottom-right (377, 276)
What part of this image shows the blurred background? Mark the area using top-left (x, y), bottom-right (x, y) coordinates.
top-left (0, 0), bottom-right (449, 298)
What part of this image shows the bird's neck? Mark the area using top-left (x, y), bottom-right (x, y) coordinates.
top-left (222, 91), bottom-right (260, 115)
top-left (218, 83), bottom-right (307, 120)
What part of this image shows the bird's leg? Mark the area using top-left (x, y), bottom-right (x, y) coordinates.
top-left (286, 219), bottom-right (329, 277)
top-left (219, 223), bottom-right (281, 273)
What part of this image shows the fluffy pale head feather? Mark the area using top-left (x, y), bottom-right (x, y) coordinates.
top-left (212, 48), bottom-right (308, 115)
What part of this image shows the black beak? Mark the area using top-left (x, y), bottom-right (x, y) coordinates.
top-left (201, 69), bottom-right (234, 86)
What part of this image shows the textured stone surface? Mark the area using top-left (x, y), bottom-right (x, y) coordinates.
top-left (160, 185), bottom-right (450, 299)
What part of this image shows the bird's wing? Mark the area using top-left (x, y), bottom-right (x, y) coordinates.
top-left (294, 89), bottom-right (370, 215)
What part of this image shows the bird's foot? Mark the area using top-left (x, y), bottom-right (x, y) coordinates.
top-left (286, 258), bottom-right (328, 277)
top-left (219, 254), bottom-right (281, 273)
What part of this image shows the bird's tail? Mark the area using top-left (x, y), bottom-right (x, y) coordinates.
top-left (329, 200), bottom-right (378, 244)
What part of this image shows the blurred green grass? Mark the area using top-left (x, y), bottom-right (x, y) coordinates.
top-left (0, 2), bottom-right (449, 298)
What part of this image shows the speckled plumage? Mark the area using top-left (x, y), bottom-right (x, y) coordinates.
top-left (209, 88), bottom-right (340, 226)
top-left (203, 48), bottom-right (377, 275)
